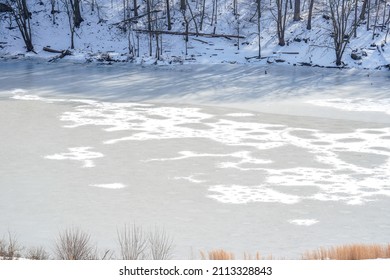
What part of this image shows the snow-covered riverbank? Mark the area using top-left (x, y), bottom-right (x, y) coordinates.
top-left (1, 0), bottom-right (390, 69)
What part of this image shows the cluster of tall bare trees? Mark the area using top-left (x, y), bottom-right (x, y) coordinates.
top-left (3, 0), bottom-right (33, 52)
top-left (1, 0), bottom-right (390, 65)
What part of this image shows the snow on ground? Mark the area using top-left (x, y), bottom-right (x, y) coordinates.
top-left (0, 0), bottom-right (389, 69)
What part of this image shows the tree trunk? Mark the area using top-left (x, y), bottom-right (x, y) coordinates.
top-left (367, 0), bottom-right (371, 30)
top-left (354, 0), bottom-right (358, 37)
top-left (360, 0), bottom-right (367, 20)
top-left (180, 0), bottom-right (186, 11)
top-left (10, 0), bottom-right (34, 52)
top-left (200, 0), bottom-right (206, 30)
top-left (133, 0), bottom-right (138, 17)
top-left (294, 0), bottom-right (300, 21)
top-left (335, 52), bottom-right (342, 66)
top-left (166, 0), bottom-right (172, 30)
top-left (276, 0), bottom-right (288, 46)
top-left (328, 0), bottom-right (359, 66)
top-left (307, 0), bottom-right (314, 29)
top-left (257, 0), bottom-right (261, 58)
top-left (146, 0), bottom-right (152, 56)
top-left (70, 27), bottom-right (75, 49)
top-left (372, 0), bottom-right (380, 39)
top-left (72, 0), bottom-right (83, 28)
top-left (21, 0), bottom-right (29, 19)
top-left (233, 0), bottom-right (237, 15)
top-left (50, 0), bottom-right (56, 24)
top-left (63, 0), bottom-right (76, 49)
top-left (186, 0), bottom-right (199, 34)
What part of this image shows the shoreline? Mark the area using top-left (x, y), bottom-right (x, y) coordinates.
top-left (1, 52), bottom-right (390, 71)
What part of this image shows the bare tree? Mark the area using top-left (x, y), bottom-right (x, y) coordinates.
top-left (180, 0), bottom-right (186, 11)
top-left (181, 7), bottom-right (190, 55)
top-left (199, 0), bottom-right (206, 30)
top-left (62, 0), bottom-right (76, 49)
top-left (133, 0), bottom-right (138, 17)
top-left (26, 246), bottom-right (50, 260)
top-left (71, 0), bottom-right (83, 28)
top-left (54, 228), bottom-right (97, 260)
top-left (166, 0), bottom-right (172, 30)
top-left (148, 227), bottom-right (174, 260)
top-left (0, 232), bottom-right (23, 260)
top-left (50, 0), bottom-right (57, 24)
top-left (211, 0), bottom-right (218, 32)
top-left (294, 0), bottom-right (300, 21)
top-left (123, 0), bottom-right (129, 21)
top-left (366, 0), bottom-right (371, 30)
top-left (186, 0), bottom-right (199, 34)
top-left (146, 0), bottom-right (153, 56)
top-left (257, 0), bottom-right (262, 57)
top-left (360, 0), bottom-right (368, 20)
top-left (307, 0), bottom-right (315, 29)
top-left (117, 224), bottom-right (148, 260)
top-left (7, 0), bottom-right (34, 52)
top-left (273, 0), bottom-right (289, 46)
top-left (328, 0), bottom-right (360, 65)
top-left (61, 0), bottom-right (85, 48)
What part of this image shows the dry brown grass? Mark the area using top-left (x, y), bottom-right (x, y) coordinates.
top-left (200, 250), bottom-right (275, 260)
top-left (244, 252), bottom-right (274, 260)
top-left (303, 244), bottom-right (390, 260)
top-left (200, 249), bottom-right (235, 260)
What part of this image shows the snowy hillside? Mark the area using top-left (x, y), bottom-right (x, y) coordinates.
top-left (1, 0), bottom-right (390, 69)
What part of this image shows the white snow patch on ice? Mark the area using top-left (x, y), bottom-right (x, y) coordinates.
top-left (289, 219), bottom-right (319, 226)
top-left (91, 183), bottom-right (126, 189)
top-left (45, 147), bottom-right (103, 168)
top-left (208, 185), bottom-right (301, 204)
top-left (11, 89), bottom-right (28, 95)
top-left (306, 98), bottom-right (390, 115)
top-left (11, 92), bottom-right (69, 103)
top-left (12, 94), bottom-right (49, 102)
top-left (174, 175), bottom-right (206, 184)
top-left (146, 150), bottom-right (271, 165)
top-left (225, 113), bottom-right (255, 117)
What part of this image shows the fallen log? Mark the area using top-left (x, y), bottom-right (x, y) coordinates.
top-left (245, 56), bottom-right (267, 60)
top-left (43, 47), bottom-right (72, 62)
top-left (272, 51), bottom-right (299, 54)
top-left (133, 29), bottom-right (245, 39)
top-left (192, 38), bottom-right (209, 44)
top-left (43, 47), bottom-right (65, 53)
